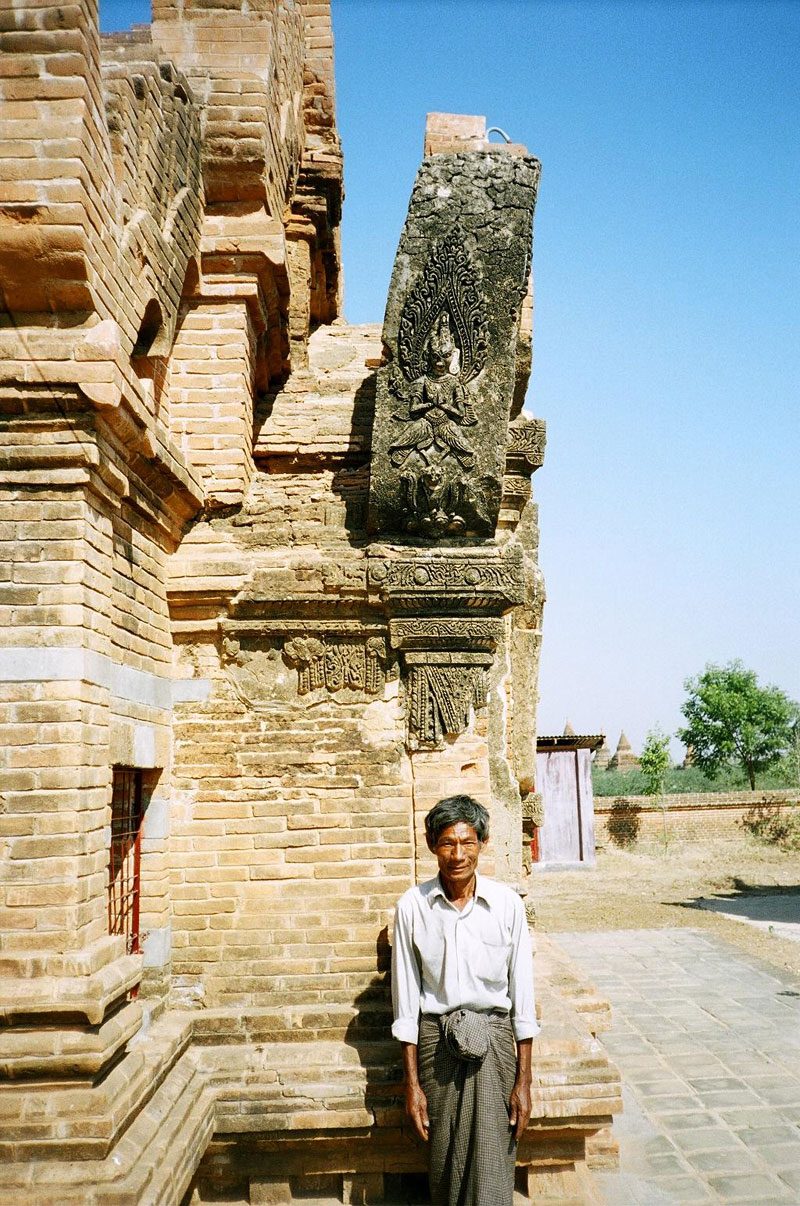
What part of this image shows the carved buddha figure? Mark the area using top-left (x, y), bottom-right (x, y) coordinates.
top-left (389, 311), bottom-right (477, 471)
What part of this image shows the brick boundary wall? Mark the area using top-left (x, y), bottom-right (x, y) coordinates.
top-left (594, 789), bottom-right (800, 845)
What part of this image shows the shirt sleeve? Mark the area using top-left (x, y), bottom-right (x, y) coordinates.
top-left (391, 896), bottom-right (422, 1043)
top-left (507, 895), bottom-right (540, 1040)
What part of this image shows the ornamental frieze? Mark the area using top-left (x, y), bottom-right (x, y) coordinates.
top-left (220, 621), bottom-right (390, 706)
top-left (284, 635), bottom-right (387, 696)
top-left (367, 546), bottom-right (525, 609)
top-left (505, 417), bottom-right (547, 475)
top-left (389, 616), bottom-right (502, 652)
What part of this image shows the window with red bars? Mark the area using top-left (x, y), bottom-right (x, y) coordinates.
top-left (108, 768), bottom-right (143, 955)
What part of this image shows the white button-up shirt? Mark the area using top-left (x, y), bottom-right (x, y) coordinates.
top-left (391, 873), bottom-right (540, 1044)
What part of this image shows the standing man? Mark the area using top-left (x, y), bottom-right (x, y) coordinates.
top-left (391, 795), bottom-right (539, 1206)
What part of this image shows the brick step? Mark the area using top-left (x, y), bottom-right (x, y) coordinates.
top-left (0, 998), bottom-right (142, 1079)
top-left (0, 1049), bottom-right (213, 1204)
top-left (0, 1012), bottom-right (192, 1161)
top-left (190, 1003), bottom-right (393, 1045)
top-left (0, 954), bottom-right (141, 1026)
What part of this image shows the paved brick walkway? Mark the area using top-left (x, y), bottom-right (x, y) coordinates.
top-left (554, 929), bottom-right (800, 1204)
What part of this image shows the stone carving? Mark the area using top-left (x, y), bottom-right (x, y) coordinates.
top-left (389, 616), bottom-right (501, 651)
top-left (221, 625), bottom-right (389, 706)
top-left (368, 548), bottom-right (525, 608)
top-left (505, 417), bottom-right (547, 474)
top-left (405, 654), bottom-right (492, 746)
top-left (368, 152), bottom-right (540, 540)
top-left (397, 229), bottom-right (488, 390)
top-left (386, 232), bottom-right (489, 537)
top-left (521, 791), bottom-right (544, 826)
top-left (322, 561), bottom-right (368, 594)
top-left (284, 635), bottom-right (387, 696)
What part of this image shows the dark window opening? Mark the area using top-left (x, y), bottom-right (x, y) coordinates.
top-left (132, 298), bottom-right (164, 358)
top-left (109, 767), bottom-right (144, 954)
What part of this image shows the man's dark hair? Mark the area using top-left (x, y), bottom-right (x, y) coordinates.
top-left (425, 795), bottom-right (490, 847)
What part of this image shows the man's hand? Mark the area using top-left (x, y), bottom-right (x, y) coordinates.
top-left (404, 1080), bottom-right (430, 1142)
top-left (509, 1037), bottom-right (533, 1139)
top-left (401, 1041), bottom-right (429, 1142)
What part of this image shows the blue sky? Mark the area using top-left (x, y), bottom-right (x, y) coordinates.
top-left (102, 1), bottom-right (799, 757)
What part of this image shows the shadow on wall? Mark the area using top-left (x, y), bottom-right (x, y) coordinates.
top-left (607, 798), bottom-right (642, 848)
top-left (343, 926), bottom-right (433, 1203)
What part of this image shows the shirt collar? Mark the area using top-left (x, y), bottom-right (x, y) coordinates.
top-left (428, 872), bottom-right (491, 907)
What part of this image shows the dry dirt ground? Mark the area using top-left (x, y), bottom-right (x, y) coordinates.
top-left (532, 835), bottom-right (800, 980)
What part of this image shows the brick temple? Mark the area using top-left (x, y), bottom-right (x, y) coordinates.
top-left (0, 2), bottom-right (621, 1201)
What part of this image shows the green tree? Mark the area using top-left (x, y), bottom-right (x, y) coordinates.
top-left (678, 661), bottom-right (799, 790)
top-left (639, 727), bottom-right (672, 851)
top-left (639, 728), bottom-right (671, 797)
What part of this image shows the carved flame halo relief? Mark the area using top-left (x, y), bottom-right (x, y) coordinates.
top-left (397, 228), bottom-right (488, 387)
top-left (389, 229), bottom-right (491, 537)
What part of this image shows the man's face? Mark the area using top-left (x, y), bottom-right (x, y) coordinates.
top-left (430, 821), bottom-right (484, 891)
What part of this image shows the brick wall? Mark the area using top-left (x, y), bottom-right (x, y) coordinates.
top-left (170, 661), bottom-right (412, 1009)
top-left (595, 789), bottom-right (799, 845)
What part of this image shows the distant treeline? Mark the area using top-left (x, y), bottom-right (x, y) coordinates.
top-left (592, 758), bottom-right (798, 798)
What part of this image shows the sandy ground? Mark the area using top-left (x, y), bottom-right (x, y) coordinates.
top-left (532, 836), bottom-right (800, 979)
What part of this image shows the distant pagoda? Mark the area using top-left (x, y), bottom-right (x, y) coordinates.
top-left (608, 730), bottom-right (639, 771)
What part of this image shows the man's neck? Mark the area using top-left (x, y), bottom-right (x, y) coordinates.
top-left (440, 872), bottom-right (477, 911)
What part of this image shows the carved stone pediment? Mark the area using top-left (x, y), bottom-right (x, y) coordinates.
top-left (368, 152), bottom-right (540, 541)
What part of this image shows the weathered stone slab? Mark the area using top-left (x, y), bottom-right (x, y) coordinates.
top-left (368, 151), bottom-right (540, 540)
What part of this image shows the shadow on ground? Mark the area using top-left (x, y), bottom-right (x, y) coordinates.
top-left (676, 884), bottom-right (800, 944)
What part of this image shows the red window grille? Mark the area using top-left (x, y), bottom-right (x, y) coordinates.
top-left (108, 768), bottom-right (143, 954)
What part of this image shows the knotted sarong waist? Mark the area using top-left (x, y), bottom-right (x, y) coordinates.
top-left (423, 1008), bottom-right (509, 1062)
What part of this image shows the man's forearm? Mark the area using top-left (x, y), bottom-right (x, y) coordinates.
top-left (515, 1037), bottom-right (532, 1084)
top-left (401, 1040), bottom-right (421, 1086)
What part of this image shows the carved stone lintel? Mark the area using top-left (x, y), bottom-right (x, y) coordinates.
top-left (368, 547), bottom-right (524, 610)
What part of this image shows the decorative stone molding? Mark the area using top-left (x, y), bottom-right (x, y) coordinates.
top-left (404, 651), bottom-right (493, 746)
top-left (522, 791), bottom-right (544, 826)
top-left (505, 417), bottom-right (547, 475)
top-left (220, 620), bottom-right (389, 704)
top-left (367, 547), bottom-right (525, 610)
top-left (388, 615), bottom-right (501, 747)
top-left (284, 635), bottom-right (387, 696)
top-left (389, 616), bottom-right (502, 652)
